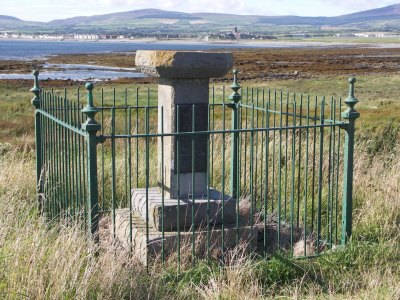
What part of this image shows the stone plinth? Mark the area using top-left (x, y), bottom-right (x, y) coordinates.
top-left (135, 50), bottom-right (233, 199)
top-left (135, 50), bottom-right (233, 79)
top-left (132, 188), bottom-right (236, 231)
top-left (116, 209), bottom-right (257, 265)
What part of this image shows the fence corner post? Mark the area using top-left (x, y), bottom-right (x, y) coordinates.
top-left (341, 77), bottom-right (360, 245)
top-left (30, 70), bottom-right (44, 214)
top-left (228, 69), bottom-right (241, 199)
top-left (81, 82), bottom-right (101, 242)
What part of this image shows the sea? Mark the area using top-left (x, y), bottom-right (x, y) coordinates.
top-left (0, 38), bottom-right (383, 80)
top-left (0, 39), bottom-right (268, 80)
top-left (0, 39), bottom-right (265, 60)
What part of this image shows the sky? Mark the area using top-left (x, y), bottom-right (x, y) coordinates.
top-left (2, 0), bottom-right (399, 22)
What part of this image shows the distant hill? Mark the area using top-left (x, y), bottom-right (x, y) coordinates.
top-left (330, 3), bottom-right (400, 24)
top-left (1, 4), bottom-right (400, 33)
top-left (48, 9), bottom-right (200, 26)
top-left (0, 15), bottom-right (43, 30)
top-left (0, 15), bottom-right (22, 21)
top-left (45, 4), bottom-right (400, 27)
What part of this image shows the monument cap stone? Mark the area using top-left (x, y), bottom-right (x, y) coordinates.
top-left (135, 50), bottom-right (233, 79)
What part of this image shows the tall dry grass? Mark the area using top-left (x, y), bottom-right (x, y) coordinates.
top-left (1, 134), bottom-right (399, 299)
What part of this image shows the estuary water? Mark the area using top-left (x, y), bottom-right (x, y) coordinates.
top-left (0, 39), bottom-right (257, 60)
top-left (0, 39), bottom-right (260, 80)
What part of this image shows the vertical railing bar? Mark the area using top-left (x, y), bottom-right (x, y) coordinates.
top-left (74, 103), bottom-right (81, 219)
top-left (145, 91), bottom-right (150, 269)
top-left (211, 86), bottom-right (215, 187)
top-left (284, 92), bottom-right (289, 221)
top-left (297, 94), bottom-right (303, 227)
top-left (68, 97), bottom-right (75, 219)
top-left (124, 87), bottom-right (129, 209)
top-left (61, 96), bottom-right (68, 217)
top-left (263, 102), bottom-right (270, 256)
top-left (81, 101), bottom-right (87, 228)
top-left (311, 96), bottom-right (318, 232)
top-left (249, 102), bottom-right (255, 252)
top-left (176, 104), bottom-right (181, 270)
top-left (136, 87), bottom-right (139, 188)
top-left (70, 99), bottom-right (77, 219)
top-left (207, 103), bottom-right (211, 261)
top-left (43, 92), bottom-right (49, 217)
top-left (56, 96), bottom-right (62, 218)
top-left (128, 107), bottom-right (133, 254)
top-left (46, 93), bottom-right (52, 219)
top-left (303, 95), bottom-right (310, 256)
top-left (317, 97), bottom-right (325, 254)
top-left (111, 107), bottom-right (116, 239)
top-left (326, 97), bottom-right (334, 246)
top-left (51, 93), bottom-right (56, 219)
top-left (335, 97), bottom-right (342, 244)
top-left (271, 90), bottom-right (277, 213)
top-left (191, 104), bottom-right (196, 263)
top-left (41, 92), bottom-right (47, 216)
top-left (277, 91), bottom-right (283, 247)
top-left (160, 106), bottom-right (165, 265)
top-left (260, 89), bottom-right (265, 207)
top-left (65, 96), bottom-right (72, 218)
top-left (221, 100), bottom-right (226, 262)
top-left (254, 89), bottom-right (259, 204)
top-left (290, 99), bottom-right (297, 252)
top-left (243, 87), bottom-right (248, 194)
top-left (330, 97), bottom-right (336, 248)
top-left (101, 88), bottom-right (105, 211)
top-left (77, 89), bottom-right (83, 221)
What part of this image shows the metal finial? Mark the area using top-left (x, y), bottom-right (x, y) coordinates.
top-left (30, 70), bottom-right (41, 108)
top-left (347, 77), bottom-right (356, 100)
top-left (81, 82), bottom-right (100, 127)
top-left (228, 69), bottom-right (241, 103)
top-left (342, 77), bottom-right (360, 120)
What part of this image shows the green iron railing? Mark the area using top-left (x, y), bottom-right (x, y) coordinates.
top-left (30, 70), bottom-right (359, 265)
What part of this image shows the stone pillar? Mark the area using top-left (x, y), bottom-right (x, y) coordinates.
top-left (135, 51), bottom-right (233, 199)
top-left (115, 51), bottom-right (258, 261)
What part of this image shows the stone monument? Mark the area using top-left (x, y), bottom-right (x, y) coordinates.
top-left (116, 51), bottom-right (257, 264)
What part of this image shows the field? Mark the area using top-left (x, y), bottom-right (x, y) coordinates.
top-left (0, 47), bottom-right (399, 299)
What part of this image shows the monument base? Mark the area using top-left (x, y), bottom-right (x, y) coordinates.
top-left (132, 188), bottom-right (236, 231)
top-left (115, 209), bottom-right (257, 265)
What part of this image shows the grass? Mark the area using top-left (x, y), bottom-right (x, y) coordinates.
top-left (0, 74), bottom-right (399, 299)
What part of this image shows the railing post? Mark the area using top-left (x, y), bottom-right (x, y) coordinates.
top-left (81, 82), bottom-right (101, 242)
top-left (228, 69), bottom-right (241, 199)
top-left (30, 70), bottom-right (44, 215)
top-left (341, 77), bottom-right (360, 245)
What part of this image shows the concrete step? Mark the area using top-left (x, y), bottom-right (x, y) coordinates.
top-left (115, 208), bottom-right (257, 265)
top-left (131, 188), bottom-right (236, 231)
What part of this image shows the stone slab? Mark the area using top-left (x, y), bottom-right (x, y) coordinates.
top-left (116, 209), bottom-right (257, 265)
top-left (132, 188), bottom-right (236, 231)
top-left (135, 50), bottom-right (233, 79)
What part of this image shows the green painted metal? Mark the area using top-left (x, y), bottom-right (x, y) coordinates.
top-left (228, 69), bottom-right (241, 200)
top-left (81, 82), bottom-right (101, 242)
top-left (30, 70), bottom-right (43, 215)
top-left (31, 70), bottom-right (359, 266)
top-left (341, 77), bottom-right (360, 245)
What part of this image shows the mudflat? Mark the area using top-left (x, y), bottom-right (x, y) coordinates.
top-left (1, 47), bottom-right (399, 83)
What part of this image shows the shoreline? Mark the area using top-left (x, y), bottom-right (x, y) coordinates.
top-left (2, 36), bottom-right (400, 48)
